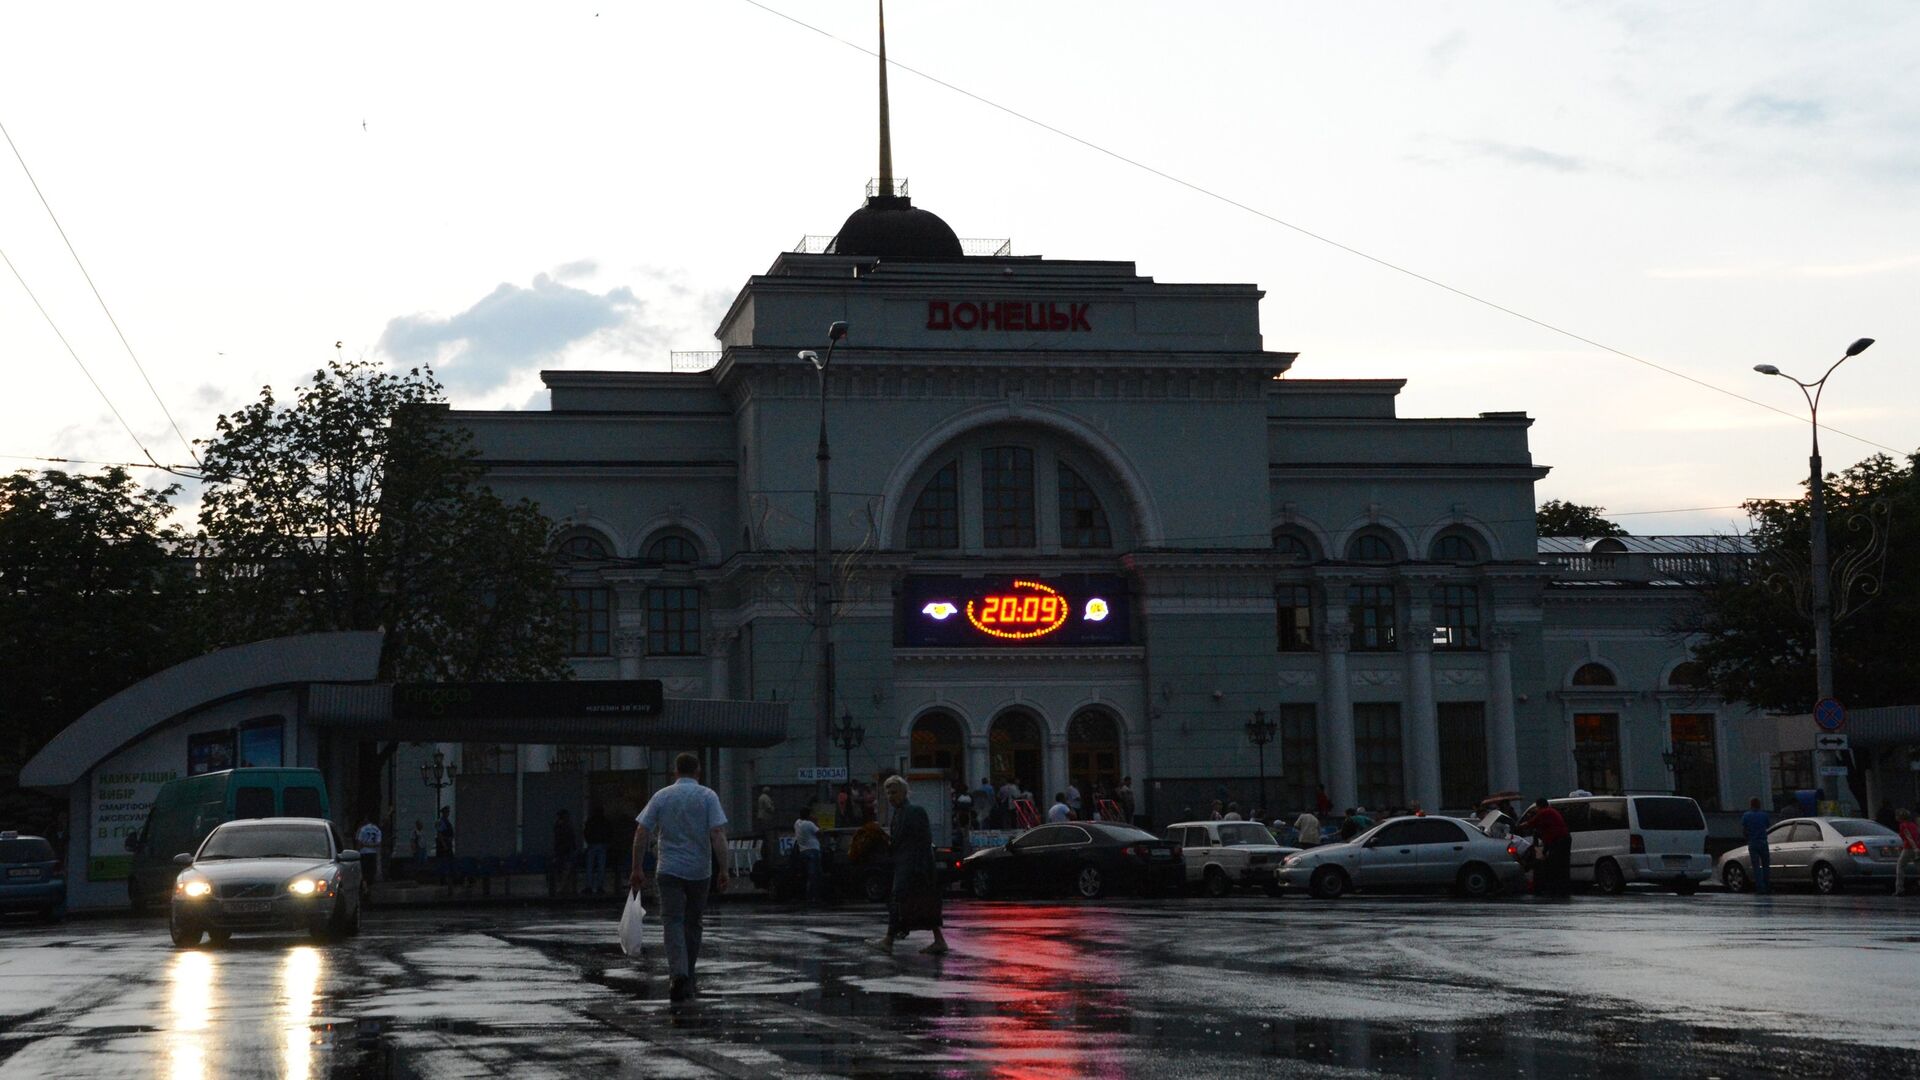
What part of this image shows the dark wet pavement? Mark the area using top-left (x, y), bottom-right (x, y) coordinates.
top-left (4, 889), bottom-right (1920, 1077)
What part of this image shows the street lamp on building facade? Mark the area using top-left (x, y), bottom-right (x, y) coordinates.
top-left (832, 708), bottom-right (865, 797)
top-left (420, 750), bottom-right (457, 818)
top-left (1755, 337), bottom-right (1873, 809)
top-left (1246, 708), bottom-right (1277, 817)
top-left (800, 321), bottom-right (850, 807)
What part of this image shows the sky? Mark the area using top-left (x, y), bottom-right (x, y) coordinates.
top-left (0, 1), bottom-right (1915, 536)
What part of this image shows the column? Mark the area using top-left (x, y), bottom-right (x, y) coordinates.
top-left (966, 737), bottom-right (991, 793)
top-left (1405, 628), bottom-right (1441, 810)
top-left (1488, 629), bottom-right (1520, 792)
top-left (1046, 730), bottom-right (1069, 805)
top-left (1319, 625), bottom-right (1356, 809)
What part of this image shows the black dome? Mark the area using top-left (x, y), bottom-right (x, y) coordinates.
top-left (831, 194), bottom-right (962, 259)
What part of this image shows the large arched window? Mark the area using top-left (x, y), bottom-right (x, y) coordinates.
top-left (1347, 531), bottom-right (1398, 564)
top-left (906, 460), bottom-right (960, 549)
top-left (910, 711), bottom-right (965, 776)
top-left (1668, 662), bottom-right (1709, 689)
top-left (981, 446), bottom-right (1036, 548)
top-left (1571, 663), bottom-right (1617, 687)
top-left (555, 533), bottom-right (610, 562)
top-left (1430, 530), bottom-right (1483, 564)
top-left (1272, 529), bottom-right (1316, 563)
top-left (989, 712), bottom-right (1044, 791)
top-left (1066, 711), bottom-right (1122, 799)
top-left (646, 533), bottom-right (700, 565)
top-left (1057, 463), bottom-right (1111, 548)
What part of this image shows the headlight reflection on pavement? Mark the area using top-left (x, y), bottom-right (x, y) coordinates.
top-left (167, 949), bottom-right (214, 1080)
top-left (281, 945), bottom-right (323, 1080)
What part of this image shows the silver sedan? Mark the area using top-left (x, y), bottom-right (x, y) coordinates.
top-left (1276, 816), bottom-right (1523, 899)
top-left (1716, 816), bottom-right (1905, 894)
top-left (169, 818), bottom-right (363, 946)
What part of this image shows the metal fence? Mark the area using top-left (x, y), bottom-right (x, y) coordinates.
top-left (790, 234), bottom-right (1013, 257)
top-left (669, 351), bottom-right (721, 373)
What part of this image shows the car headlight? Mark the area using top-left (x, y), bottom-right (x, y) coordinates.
top-left (1282, 855), bottom-right (1301, 867)
top-left (288, 878), bottom-right (331, 896)
top-left (179, 880), bottom-right (211, 898)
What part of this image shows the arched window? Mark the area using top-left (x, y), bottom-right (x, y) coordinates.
top-left (1272, 530), bottom-right (1315, 563)
top-left (646, 534), bottom-right (700, 565)
top-left (907, 460), bottom-right (960, 550)
top-left (989, 711), bottom-right (1044, 791)
top-left (910, 711), bottom-right (965, 775)
top-left (1066, 711), bottom-right (1122, 799)
top-left (1430, 532), bottom-right (1481, 564)
top-left (1668, 662), bottom-right (1709, 689)
top-left (1347, 531), bottom-right (1397, 564)
top-left (555, 534), bottom-right (610, 562)
top-left (1571, 663), bottom-right (1617, 687)
top-left (1057, 463), bottom-right (1111, 549)
top-left (981, 447), bottom-right (1036, 548)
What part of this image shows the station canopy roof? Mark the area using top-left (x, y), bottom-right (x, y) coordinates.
top-left (305, 681), bottom-right (787, 748)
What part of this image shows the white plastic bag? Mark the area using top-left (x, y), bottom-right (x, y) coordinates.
top-left (617, 891), bottom-right (647, 958)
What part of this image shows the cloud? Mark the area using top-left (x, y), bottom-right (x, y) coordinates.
top-left (1457, 139), bottom-right (1590, 173)
top-left (1732, 94), bottom-right (1827, 127)
top-left (378, 273), bottom-right (643, 395)
top-left (1427, 30), bottom-right (1468, 75)
top-left (1644, 254), bottom-right (1920, 280)
top-left (551, 258), bottom-right (598, 282)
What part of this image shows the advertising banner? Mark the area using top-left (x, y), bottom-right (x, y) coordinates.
top-left (90, 765), bottom-right (180, 881)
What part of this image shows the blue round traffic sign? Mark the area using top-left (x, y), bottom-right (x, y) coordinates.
top-left (1814, 698), bottom-right (1845, 732)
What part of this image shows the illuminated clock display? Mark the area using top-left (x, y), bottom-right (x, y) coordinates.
top-left (900, 575), bottom-right (1130, 647)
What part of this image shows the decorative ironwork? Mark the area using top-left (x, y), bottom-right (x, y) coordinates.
top-left (670, 351), bottom-right (721, 372)
top-left (791, 234), bottom-right (1013, 257)
top-left (1762, 498), bottom-right (1892, 625)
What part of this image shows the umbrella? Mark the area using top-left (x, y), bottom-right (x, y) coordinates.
top-left (1478, 791), bottom-right (1522, 807)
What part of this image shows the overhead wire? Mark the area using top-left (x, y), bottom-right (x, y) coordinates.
top-left (0, 450), bottom-right (203, 477)
top-left (737, 0), bottom-right (1901, 458)
top-left (0, 119), bottom-right (203, 468)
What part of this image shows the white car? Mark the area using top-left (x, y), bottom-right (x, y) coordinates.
top-left (1167, 821), bottom-right (1298, 897)
top-left (1276, 816), bottom-right (1521, 899)
top-left (1552, 795), bottom-right (1710, 895)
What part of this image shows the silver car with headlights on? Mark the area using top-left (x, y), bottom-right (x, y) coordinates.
top-left (1276, 816), bottom-right (1522, 899)
top-left (169, 818), bottom-right (362, 946)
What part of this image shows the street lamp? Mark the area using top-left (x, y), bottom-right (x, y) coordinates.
top-left (1755, 336), bottom-right (1873, 810)
top-left (1245, 708), bottom-right (1277, 818)
top-left (800, 320), bottom-right (850, 808)
top-left (832, 708), bottom-right (865, 802)
top-left (419, 749), bottom-right (457, 818)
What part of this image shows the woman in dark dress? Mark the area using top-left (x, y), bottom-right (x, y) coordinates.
top-left (870, 775), bottom-right (952, 956)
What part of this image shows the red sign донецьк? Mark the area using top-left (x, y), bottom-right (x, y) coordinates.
top-left (927, 300), bottom-right (1091, 332)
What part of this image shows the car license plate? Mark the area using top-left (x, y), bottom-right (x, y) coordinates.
top-left (6, 868), bottom-right (39, 878)
top-left (225, 900), bottom-right (271, 914)
top-left (1151, 849), bottom-right (1171, 860)
top-left (1662, 855), bottom-right (1686, 866)
top-left (1882, 848), bottom-right (1900, 859)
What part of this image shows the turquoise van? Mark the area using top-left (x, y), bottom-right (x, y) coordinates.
top-left (125, 768), bottom-right (331, 911)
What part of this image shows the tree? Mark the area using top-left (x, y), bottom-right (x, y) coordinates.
top-left (1536, 499), bottom-right (1628, 538)
top-left (196, 358), bottom-right (571, 682)
top-left (0, 468), bottom-right (203, 774)
top-left (1684, 452), bottom-right (1918, 713)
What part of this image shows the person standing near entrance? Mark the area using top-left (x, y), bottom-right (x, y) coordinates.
top-left (1741, 797), bottom-right (1773, 894)
top-left (870, 775), bottom-right (951, 956)
top-left (1047, 793), bottom-right (1071, 823)
top-left (355, 814), bottom-right (382, 887)
top-left (434, 806), bottom-right (455, 891)
top-left (1517, 797), bottom-right (1570, 899)
top-left (582, 805), bottom-right (613, 895)
top-left (1117, 777), bottom-right (1136, 825)
top-left (631, 753), bottom-right (731, 1002)
top-left (1896, 809), bottom-right (1920, 896)
top-left (794, 808), bottom-right (824, 903)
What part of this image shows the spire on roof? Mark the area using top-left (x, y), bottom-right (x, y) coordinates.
top-left (877, 0), bottom-right (894, 195)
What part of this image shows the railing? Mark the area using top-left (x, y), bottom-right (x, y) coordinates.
top-left (669, 351), bottom-right (721, 373)
top-left (866, 177), bottom-right (908, 198)
top-left (790, 234), bottom-right (1014, 257)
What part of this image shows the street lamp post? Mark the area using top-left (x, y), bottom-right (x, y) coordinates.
top-left (832, 709), bottom-right (865, 804)
top-left (800, 321), bottom-right (850, 809)
top-left (1245, 709), bottom-right (1277, 818)
top-left (1755, 336), bottom-right (1873, 810)
top-left (419, 749), bottom-right (457, 818)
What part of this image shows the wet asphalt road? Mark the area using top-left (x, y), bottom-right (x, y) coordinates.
top-left (3, 889), bottom-right (1920, 1078)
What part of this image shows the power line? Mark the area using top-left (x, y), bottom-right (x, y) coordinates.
top-left (0, 119), bottom-right (203, 467)
top-left (0, 450), bottom-right (203, 477)
top-left (737, 0), bottom-right (1900, 458)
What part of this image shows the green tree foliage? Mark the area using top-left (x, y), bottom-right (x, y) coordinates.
top-left (196, 359), bottom-right (571, 681)
top-left (1686, 452), bottom-right (1920, 712)
top-left (1536, 499), bottom-right (1628, 538)
top-left (0, 468), bottom-right (203, 771)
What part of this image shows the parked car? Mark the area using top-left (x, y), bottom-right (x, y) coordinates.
top-left (0, 831), bottom-right (65, 922)
top-left (1552, 795), bottom-right (1710, 895)
top-left (1715, 817), bottom-right (1905, 894)
top-left (1277, 816), bottom-right (1520, 899)
top-left (964, 822), bottom-right (1184, 900)
top-left (1167, 820), bottom-right (1298, 897)
top-left (167, 817), bottom-right (362, 947)
top-left (750, 827), bottom-right (964, 902)
top-left (126, 767), bottom-right (331, 912)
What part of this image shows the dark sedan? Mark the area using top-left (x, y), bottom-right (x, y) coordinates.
top-left (963, 822), bottom-right (1183, 900)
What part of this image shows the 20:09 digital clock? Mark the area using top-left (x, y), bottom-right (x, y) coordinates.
top-left (899, 574), bottom-right (1129, 648)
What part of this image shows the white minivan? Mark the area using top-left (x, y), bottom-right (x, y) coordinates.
top-left (1551, 795), bottom-right (1711, 895)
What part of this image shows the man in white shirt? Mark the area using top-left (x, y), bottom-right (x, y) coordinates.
top-left (793, 809), bottom-right (823, 903)
top-left (1047, 794), bottom-right (1071, 823)
top-left (1065, 783), bottom-right (1082, 818)
top-left (1293, 811), bottom-right (1321, 846)
top-left (355, 816), bottom-right (382, 886)
top-left (632, 753), bottom-right (730, 1001)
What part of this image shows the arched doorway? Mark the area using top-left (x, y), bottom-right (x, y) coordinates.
top-left (1067, 710), bottom-right (1122, 801)
top-left (989, 711), bottom-right (1044, 794)
top-left (910, 711), bottom-right (965, 780)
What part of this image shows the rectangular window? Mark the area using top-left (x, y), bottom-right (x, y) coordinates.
top-left (1437, 702), bottom-right (1487, 809)
top-left (1669, 713), bottom-right (1720, 811)
top-left (980, 446), bottom-right (1036, 548)
top-left (237, 718), bottom-right (283, 768)
top-left (647, 586), bottom-right (702, 656)
top-left (1277, 704), bottom-right (1320, 811)
top-left (461, 744), bottom-right (519, 775)
top-left (1347, 585), bottom-right (1397, 651)
top-left (906, 461), bottom-right (960, 549)
top-left (1573, 713), bottom-right (1622, 794)
top-left (565, 587), bottom-right (612, 656)
top-left (1353, 703), bottom-right (1404, 811)
top-left (1770, 750), bottom-right (1814, 809)
top-left (549, 745), bottom-right (613, 772)
top-left (1432, 585), bottom-right (1480, 650)
top-left (1276, 585), bottom-right (1313, 652)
